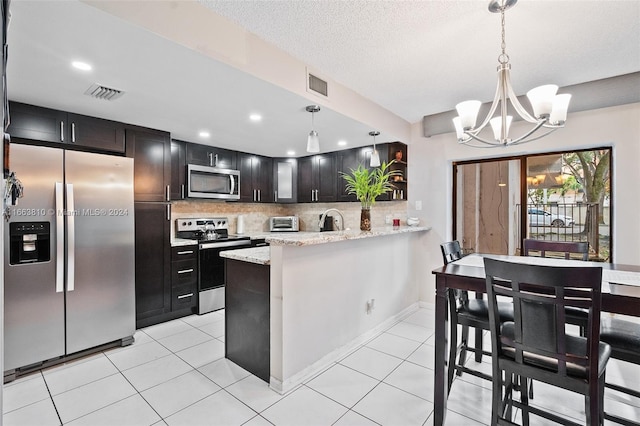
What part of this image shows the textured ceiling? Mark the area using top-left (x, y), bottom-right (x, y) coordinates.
top-left (199, 0), bottom-right (640, 123)
top-left (5, 1), bottom-right (640, 157)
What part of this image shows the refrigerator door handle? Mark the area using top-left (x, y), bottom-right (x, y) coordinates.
top-left (55, 182), bottom-right (64, 293)
top-left (66, 183), bottom-right (75, 292)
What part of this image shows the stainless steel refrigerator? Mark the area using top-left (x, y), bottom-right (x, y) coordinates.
top-left (4, 143), bottom-right (135, 375)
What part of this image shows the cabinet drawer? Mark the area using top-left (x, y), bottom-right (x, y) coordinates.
top-left (172, 259), bottom-right (198, 286)
top-left (171, 245), bottom-right (198, 261)
top-left (171, 284), bottom-right (197, 311)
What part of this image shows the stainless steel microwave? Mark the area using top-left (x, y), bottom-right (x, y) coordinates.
top-left (269, 216), bottom-right (299, 232)
top-left (187, 164), bottom-right (240, 200)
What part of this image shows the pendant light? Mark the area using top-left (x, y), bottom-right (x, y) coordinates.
top-left (369, 131), bottom-right (381, 167)
top-left (306, 105), bottom-right (321, 153)
top-left (453, 0), bottom-right (571, 147)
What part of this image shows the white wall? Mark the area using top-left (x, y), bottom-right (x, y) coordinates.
top-left (408, 103), bottom-right (640, 303)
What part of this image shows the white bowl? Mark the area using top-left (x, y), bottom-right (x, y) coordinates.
top-left (407, 217), bottom-right (419, 226)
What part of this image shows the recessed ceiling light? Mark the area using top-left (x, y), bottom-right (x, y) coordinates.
top-left (249, 113), bottom-right (262, 122)
top-left (337, 140), bottom-right (347, 146)
top-left (199, 131), bottom-right (210, 138)
top-left (286, 150), bottom-right (295, 156)
top-left (72, 61), bottom-right (92, 71)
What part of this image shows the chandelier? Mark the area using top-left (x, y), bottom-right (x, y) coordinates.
top-left (453, 0), bottom-right (571, 147)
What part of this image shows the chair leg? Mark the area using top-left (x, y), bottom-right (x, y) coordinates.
top-left (474, 327), bottom-right (483, 362)
top-left (447, 315), bottom-right (459, 393)
top-left (586, 377), bottom-right (600, 426)
top-left (491, 370), bottom-right (503, 426)
top-left (520, 376), bottom-right (530, 426)
top-left (457, 325), bottom-right (469, 377)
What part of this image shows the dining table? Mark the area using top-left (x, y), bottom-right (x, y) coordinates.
top-left (431, 253), bottom-right (640, 426)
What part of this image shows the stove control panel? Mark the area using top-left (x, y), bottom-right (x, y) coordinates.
top-left (176, 217), bottom-right (229, 232)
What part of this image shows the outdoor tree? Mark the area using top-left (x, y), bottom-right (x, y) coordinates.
top-left (563, 150), bottom-right (610, 224)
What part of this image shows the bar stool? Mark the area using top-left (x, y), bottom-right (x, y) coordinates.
top-left (484, 258), bottom-right (610, 426)
top-left (440, 241), bottom-right (514, 391)
top-left (600, 316), bottom-right (640, 426)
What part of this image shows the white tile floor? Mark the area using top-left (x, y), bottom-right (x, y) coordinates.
top-left (3, 307), bottom-right (639, 425)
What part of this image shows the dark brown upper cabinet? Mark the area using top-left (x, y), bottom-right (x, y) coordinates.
top-left (125, 127), bottom-right (171, 202)
top-left (186, 143), bottom-right (237, 170)
top-left (7, 101), bottom-right (125, 154)
top-left (297, 153), bottom-right (337, 203)
top-left (238, 152), bottom-right (273, 203)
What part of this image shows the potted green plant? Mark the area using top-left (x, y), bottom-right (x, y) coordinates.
top-left (341, 161), bottom-right (399, 231)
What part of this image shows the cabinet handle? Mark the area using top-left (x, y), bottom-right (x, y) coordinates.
top-left (71, 123), bottom-right (76, 143)
top-left (311, 189), bottom-right (314, 201)
top-left (166, 185), bottom-right (170, 201)
top-left (214, 154), bottom-right (218, 167)
top-left (253, 189), bottom-right (256, 202)
top-left (177, 268), bottom-right (194, 274)
top-left (177, 293), bottom-right (194, 299)
top-left (177, 250), bottom-right (194, 255)
top-left (258, 189), bottom-right (261, 202)
top-left (274, 190), bottom-right (277, 201)
top-left (208, 152), bottom-right (213, 167)
top-left (60, 121), bottom-right (65, 142)
top-left (166, 204), bottom-right (171, 221)
top-left (181, 184), bottom-right (185, 199)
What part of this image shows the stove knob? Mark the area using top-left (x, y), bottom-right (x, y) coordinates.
top-left (182, 221), bottom-right (187, 226)
top-left (188, 221), bottom-right (192, 226)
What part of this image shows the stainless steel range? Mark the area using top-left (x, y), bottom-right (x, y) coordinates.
top-left (176, 218), bottom-right (251, 314)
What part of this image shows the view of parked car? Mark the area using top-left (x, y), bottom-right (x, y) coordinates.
top-left (528, 208), bottom-right (575, 227)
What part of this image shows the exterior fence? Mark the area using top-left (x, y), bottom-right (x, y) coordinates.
top-left (516, 203), bottom-right (603, 259)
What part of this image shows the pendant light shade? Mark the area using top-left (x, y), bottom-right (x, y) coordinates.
top-left (305, 105), bottom-right (321, 153)
top-left (307, 130), bottom-right (320, 153)
top-left (369, 131), bottom-right (381, 167)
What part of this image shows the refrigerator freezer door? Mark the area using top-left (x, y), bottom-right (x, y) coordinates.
top-left (64, 150), bottom-right (135, 354)
top-left (4, 144), bottom-right (65, 371)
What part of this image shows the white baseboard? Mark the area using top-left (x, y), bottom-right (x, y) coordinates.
top-left (269, 302), bottom-right (420, 395)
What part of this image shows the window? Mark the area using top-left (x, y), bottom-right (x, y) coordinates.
top-left (453, 148), bottom-right (611, 261)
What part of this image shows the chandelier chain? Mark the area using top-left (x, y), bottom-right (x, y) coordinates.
top-left (499, 6), bottom-right (509, 65)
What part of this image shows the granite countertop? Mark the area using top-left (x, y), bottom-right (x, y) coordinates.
top-left (220, 247), bottom-right (270, 265)
top-left (265, 226), bottom-right (430, 247)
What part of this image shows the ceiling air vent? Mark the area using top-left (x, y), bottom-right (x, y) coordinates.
top-left (308, 73), bottom-right (328, 97)
top-left (84, 83), bottom-right (125, 101)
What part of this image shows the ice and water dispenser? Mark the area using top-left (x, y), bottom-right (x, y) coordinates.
top-left (9, 222), bottom-right (51, 264)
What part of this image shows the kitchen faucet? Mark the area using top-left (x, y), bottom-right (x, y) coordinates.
top-left (319, 208), bottom-right (345, 231)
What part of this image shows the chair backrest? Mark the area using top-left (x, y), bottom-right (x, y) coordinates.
top-left (441, 241), bottom-right (463, 265)
top-left (483, 258), bottom-right (603, 383)
top-left (523, 239), bottom-right (589, 261)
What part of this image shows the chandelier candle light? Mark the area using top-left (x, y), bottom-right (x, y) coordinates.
top-left (453, 0), bottom-right (571, 147)
top-left (306, 105), bottom-right (321, 153)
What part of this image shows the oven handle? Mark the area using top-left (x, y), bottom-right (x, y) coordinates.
top-left (200, 239), bottom-right (250, 250)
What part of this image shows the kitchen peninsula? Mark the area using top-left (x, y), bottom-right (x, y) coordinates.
top-left (221, 226), bottom-right (430, 394)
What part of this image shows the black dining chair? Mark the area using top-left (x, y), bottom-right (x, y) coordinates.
top-left (484, 257), bottom-right (610, 426)
top-left (599, 316), bottom-right (640, 426)
top-left (523, 239), bottom-right (589, 261)
top-left (523, 239), bottom-right (591, 338)
top-left (440, 241), bottom-right (514, 392)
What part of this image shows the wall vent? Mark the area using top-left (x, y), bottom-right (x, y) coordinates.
top-left (308, 73), bottom-right (328, 97)
top-left (84, 83), bottom-right (125, 101)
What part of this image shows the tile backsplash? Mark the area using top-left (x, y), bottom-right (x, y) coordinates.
top-left (171, 200), bottom-right (409, 235)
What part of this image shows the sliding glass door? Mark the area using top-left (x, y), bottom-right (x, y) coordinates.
top-left (453, 148), bottom-right (611, 261)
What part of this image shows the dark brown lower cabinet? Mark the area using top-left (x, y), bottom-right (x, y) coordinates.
top-left (134, 202), bottom-right (171, 328)
top-left (225, 259), bottom-right (270, 382)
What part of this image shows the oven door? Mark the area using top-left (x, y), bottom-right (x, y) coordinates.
top-left (198, 239), bottom-right (251, 314)
top-left (187, 164), bottom-right (240, 200)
